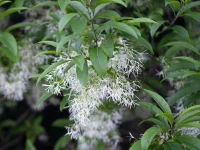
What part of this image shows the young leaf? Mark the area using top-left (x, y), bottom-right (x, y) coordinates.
top-left (89, 46), bottom-right (107, 77)
top-left (130, 140), bottom-right (142, 150)
top-left (144, 89), bottom-right (171, 114)
top-left (176, 135), bottom-right (200, 150)
top-left (36, 92), bottom-right (52, 107)
top-left (141, 126), bottom-right (161, 150)
top-left (107, 22), bottom-right (138, 38)
top-left (59, 13), bottom-right (77, 32)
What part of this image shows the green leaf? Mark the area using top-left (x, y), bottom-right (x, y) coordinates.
top-left (166, 1), bottom-right (181, 11)
top-left (150, 21), bottom-right (165, 37)
top-left (60, 94), bottom-right (72, 111)
top-left (93, 3), bottom-right (110, 16)
top-left (130, 140), bottom-right (142, 150)
top-left (176, 105), bottom-right (200, 122)
top-left (164, 142), bottom-right (183, 150)
top-left (26, 139), bottom-right (36, 150)
top-left (169, 81), bottom-right (200, 105)
top-left (184, 12), bottom-right (200, 22)
top-left (6, 22), bottom-right (40, 32)
top-left (39, 41), bottom-right (57, 47)
top-left (144, 89), bottom-right (171, 114)
top-left (0, 7), bottom-right (27, 19)
top-left (70, 16), bottom-right (87, 33)
top-left (96, 140), bottom-right (106, 150)
top-left (172, 25), bottom-right (190, 40)
top-left (141, 126), bottom-right (161, 150)
top-left (59, 13), bottom-right (77, 32)
top-left (36, 59), bottom-right (68, 84)
top-left (163, 41), bottom-right (199, 55)
top-left (174, 56), bottom-right (200, 68)
top-left (52, 119), bottom-right (73, 127)
top-left (137, 36), bottom-right (154, 54)
top-left (0, 32), bottom-right (19, 62)
top-left (0, 1), bottom-right (11, 7)
top-left (165, 46), bottom-right (183, 58)
top-left (54, 136), bottom-right (70, 150)
top-left (139, 118), bottom-right (168, 130)
top-left (178, 122), bottom-right (200, 129)
top-left (175, 109), bottom-right (200, 128)
top-left (89, 46), bottom-right (107, 77)
top-left (56, 34), bottom-right (77, 53)
top-left (94, 10), bottom-right (120, 19)
top-left (31, 1), bottom-right (58, 10)
top-left (176, 135), bottom-right (200, 150)
top-left (36, 50), bottom-right (58, 57)
top-left (93, 0), bottom-right (127, 8)
top-left (76, 59), bottom-right (88, 85)
top-left (14, 0), bottom-right (24, 7)
top-left (138, 102), bottom-right (163, 115)
top-left (101, 39), bottom-right (114, 57)
top-left (36, 92), bottom-right (52, 107)
top-left (180, 1), bottom-right (200, 14)
top-left (157, 113), bottom-right (174, 127)
top-left (107, 22), bottom-right (138, 38)
top-left (72, 55), bottom-right (85, 70)
top-left (128, 18), bottom-right (157, 24)
top-left (1, 119), bottom-right (16, 127)
top-left (58, 0), bottom-right (71, 11)
top-left (69, 1), bottom-right (89, 19)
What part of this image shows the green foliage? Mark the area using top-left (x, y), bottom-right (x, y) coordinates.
top-left (130, 89), bottom-right (200, 150)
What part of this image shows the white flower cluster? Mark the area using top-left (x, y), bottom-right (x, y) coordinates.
top-left (0, 40), bottom-right (46, 101)
top-left (43, 38), bottom-right (145, 140)
top-left (175, 100), bottom-right (200, 137)
top-left (74, 109), bottom-right (122, 150)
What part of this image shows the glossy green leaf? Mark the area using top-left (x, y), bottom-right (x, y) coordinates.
top-left (157, 113), bottom-right (174, 127)
top-left (36, 92), bottom-right (52, 107)
top-left (89, 46), bottom-right (107, 77)
top-left (139, 118), bottom-right (168, 130)
top-left (59, 13), bottom-right (77, 32)
top-left (144, 89), bottom-right (171, 114)
top-left (130, 140), bottom-right (142, 150)
top-left (141, 126), bottom-right (161, 150)
top-left (176, 135), bottom-right (200, 150)
top-left (107, 22), bottom-right (138, 38)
